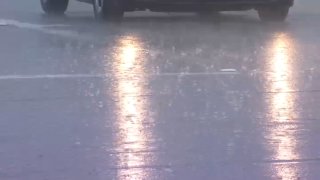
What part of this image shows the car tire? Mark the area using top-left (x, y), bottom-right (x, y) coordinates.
top-left (93, 0), bottom-right (124, 21)
top-left (257, 6), bottom-right (289, 22)
top-left (40, 0), bottom-right (69, 14)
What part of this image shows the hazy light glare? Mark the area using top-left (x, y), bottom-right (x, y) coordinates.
top-left (110, 35), bottom-right (153, 180)
top-left (265, 33), bottom-right (300, 179)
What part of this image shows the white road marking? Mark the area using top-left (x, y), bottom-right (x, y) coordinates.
top-left (0, 21), bottom-right (9, 26)
top-left (220, 69), bottom-right (237, 72)
top-left (154, 72), bottom-right (240, 76)
top-left (0, 74), bottom-right (105, 80)
top-left (0, 19), bottom-right (89, 40)
top-left (0, 72), bottom-right (239, 80)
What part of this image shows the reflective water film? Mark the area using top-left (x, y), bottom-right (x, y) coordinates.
top-left (265, 33), bottom-right (300, 179)
top-left (109, 35), bottom-right (156, 180)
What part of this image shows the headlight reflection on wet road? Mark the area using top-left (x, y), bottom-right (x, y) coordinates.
top-left (110, 35), bottom-right (155, 180)
top-left (265, 33), bottom-right (300, 179)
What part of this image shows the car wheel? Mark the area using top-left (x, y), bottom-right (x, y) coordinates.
top-left (40, 0), bottom-right (69, 14)
top-left (93, 0), bottom-right (124, 21)
top-left (257, 6), bottom-right (289, 22)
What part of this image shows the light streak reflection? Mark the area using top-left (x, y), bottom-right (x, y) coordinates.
top-left (265, 33), bottom-right (300, 179)
top-left (110, 35), bottom-right (154, 180)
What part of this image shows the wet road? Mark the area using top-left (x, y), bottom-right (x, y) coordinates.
top-left (1, 0), bottom-right (320, 179)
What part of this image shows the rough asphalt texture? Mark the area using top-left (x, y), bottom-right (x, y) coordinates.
top-left (0, 0), bottom-right (320, 179)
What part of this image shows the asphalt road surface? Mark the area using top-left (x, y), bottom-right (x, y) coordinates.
top-left (1, 0), bottom-right (320, 179)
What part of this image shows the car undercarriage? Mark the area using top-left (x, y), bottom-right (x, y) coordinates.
top-left (40, 0), bottom-right (294, 21)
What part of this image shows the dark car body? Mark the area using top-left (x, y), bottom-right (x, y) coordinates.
top-left (78, 0), bottom-right (293, 12)
top-left (40, 0), bottom-right (294, 21)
